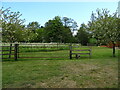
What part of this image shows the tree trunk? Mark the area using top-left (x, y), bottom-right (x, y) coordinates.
top-left (69, 43), bottom-right (72, 59)
top-left (9, 43), bottom-right (12, 58)
top-left (112, 41), bottom-right (115, 57)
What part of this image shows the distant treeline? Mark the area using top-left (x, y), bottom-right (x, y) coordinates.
top-left (1, 7), bottom-right (120, 46)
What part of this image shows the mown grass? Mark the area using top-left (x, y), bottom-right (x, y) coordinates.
top-left (2, 46), bottom-right (119, 88)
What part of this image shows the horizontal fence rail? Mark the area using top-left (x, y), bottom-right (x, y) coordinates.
top-left (69, 44), bottom-right (92, 59)
top-left (18, 43), bottom-right (69, 60)
top-left (1, 43), bottom-right (92, 61)
top-left (1, 44), bottom-right (16, 60)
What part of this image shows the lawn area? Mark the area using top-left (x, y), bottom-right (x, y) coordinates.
top-left (2, 47), bottom-right (119, 88)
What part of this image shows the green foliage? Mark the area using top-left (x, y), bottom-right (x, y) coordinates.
top-left (44, 16), bottom-right (73, 43)
top-left (2, 7), bottom-right (119, 45)
top-left (76, 23), bottom-right (89, 45)
top-left (62, 17), bottom-right (78, 32)
top-left (44, 16), bottom-right (63, 42)
top-left (89, 38), bottom-right (97, 44)
top-left (1, 7), bottom-right (25, 43)
top-left (88, 8), bottom-right (119, 56)
top-left (61, 27), bottom-right (73, 43)
top-left (23, 29), bottom-right (38, 42)
top-left (34, 28), bottom-right (44, 42)
top-left (1, 7), bottom-right (74, 43)
top-left (27, 21), bottom-right (40, 33)
top-left (88, 8), bottom-right (119, 44)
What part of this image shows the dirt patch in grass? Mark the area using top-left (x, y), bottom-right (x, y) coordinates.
top-left (62, 62), bottom-right (101, 74)
top-left (61, 61), bottom-right (118, 88)
top-left (32, 76), bottom-right (77, 88)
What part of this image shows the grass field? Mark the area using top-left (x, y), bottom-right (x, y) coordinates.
top-left (2, 46), bottom-right (119, 88)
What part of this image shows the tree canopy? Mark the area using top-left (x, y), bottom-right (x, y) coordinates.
top-left (88, 9), bottom-right (119, 44)
top-left (44, 16), bottom-right (73, 43)
top-left (1, 7), bottom-right (119, 50)
top-left (1, 7), bottom-right (25, 43)
top-left (88, 8), bottom-right (120, 56)
top-left (27, 21), bottom-right (40, 33)
top-left (76, 23), bottom-right (89, 45)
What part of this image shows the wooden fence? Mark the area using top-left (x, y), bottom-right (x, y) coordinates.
top-left (69, 44), bottom-right (92, 59)
top-left (18, 43), bottom-right (69, 59)
top-left (1, 44), bottom-right (18, 61)
top-left (1, 43), bottom-right (91, 61)
top-left (2, 43), bottom-right (70, 61)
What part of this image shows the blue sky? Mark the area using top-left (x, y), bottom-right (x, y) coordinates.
top-left (2, 2), bottom-right (118, 28)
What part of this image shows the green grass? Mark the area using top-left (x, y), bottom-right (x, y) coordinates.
top-left (2, 47), bottom-right (119, 88)
top-left (2, 44), bottom-right (70, 60)
top-left (19, 46), bottom-right (70, 52)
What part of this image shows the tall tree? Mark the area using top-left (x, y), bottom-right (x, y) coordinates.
top-left (62, 17), bottom-right (78, 34)
top-left (22, 28), bottom-right (38, 42)
top-left (1, 7), bottom-right (25, 43)
top-left (88, 8), bottom-right (120, 57)
top-left (34, 27), bottom-right (44, 42)
top-left (76, 23), bottom-right (89, 45)
top-left (44, 16), bottom-right (64, 42)
top-left (44, 16), bottom-right (73, 43)
top-left (1, 7), bottom-right (26, 58)
top-left (27, 21), bottom-right (40, 33)
top-left (61, 27), bottom-right (73, 43)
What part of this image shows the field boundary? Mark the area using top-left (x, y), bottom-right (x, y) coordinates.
top-left (2, 43), bottom-right (71, 61)
top-left (69, 44), bottom-right (92, 59)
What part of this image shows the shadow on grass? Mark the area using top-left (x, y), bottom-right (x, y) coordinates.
top-left (3, 51), bottom-right (118, 62)
top-left (2, 57), bottom-right (69, 62)
top-left (2, 59), bottom-right (15, 62)
top-left (2, 55), bottom-right (118, 62)
top-left (2, 57), bottom-right (92, 62)
top-left (19, 48), bottom-right (69, 53)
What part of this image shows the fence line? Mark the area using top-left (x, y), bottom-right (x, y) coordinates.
top-left (69, 44), bottom-right (92, 59)
top-left (2, 44), bottom-right (16, 60)
top-left (18, 43), bottom-right (69, 60)
top-left (2, 43), bottom-right (91, 60)
top-left (2, 43), bottom-right (71, 60)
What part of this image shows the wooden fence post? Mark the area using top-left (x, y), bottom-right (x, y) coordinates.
top-left (57, 43), bottom-right (58, 49)
top-left (9, 43), bottom-right (12, 58)
top-left (44, 44), bottom-right (45, 48)
top-left (69, 43), bottom-right (72, 59)
top-left (14, 44), bottom-right (19, 61)
top-left (17, 44), bottom-right (19, 58)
